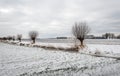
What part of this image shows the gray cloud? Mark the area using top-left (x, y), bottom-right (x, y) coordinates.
top-left (0, 0), bottom-right (120, 38)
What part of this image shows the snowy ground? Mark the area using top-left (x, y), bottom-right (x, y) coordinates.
top-left (0, 39), bottom-right (120, 76)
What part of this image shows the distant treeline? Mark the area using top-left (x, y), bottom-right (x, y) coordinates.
top-left (56, 33), bottom-right (120, 39)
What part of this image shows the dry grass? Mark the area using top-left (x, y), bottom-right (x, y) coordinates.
top-left (57, 47), bottom-right (65, 50)
top-left (45, 46), bottom-right (57, 50)
top-left (65, 47), bottom-right (79, 52)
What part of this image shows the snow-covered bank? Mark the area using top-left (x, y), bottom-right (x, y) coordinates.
top-left (1, 40), bottom-right (120, 55)
top-left (0, 40), bottom-right (79, 52)
top-left (22, 39), bottom-right (120, 45)
top-left (0, 42), bottom-right (120, 76)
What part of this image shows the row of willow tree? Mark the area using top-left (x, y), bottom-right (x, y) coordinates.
top-left (0, 31), bottom-right (39, 44)
top-left (0, 22), bottom-right (91, 46)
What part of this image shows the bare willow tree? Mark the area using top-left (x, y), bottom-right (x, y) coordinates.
top-left (12, 36), bottom-right (15, 41)
top-left (7, 36), bottom-right (12, 41)
top-left (29, 31), bottom-right (38, 44)
top-left (17, 34), bottom-right (22, 42)
top-left (117, 34), bottom-right (120, 39)
top-left (72, 22), bottom-right (90, 46)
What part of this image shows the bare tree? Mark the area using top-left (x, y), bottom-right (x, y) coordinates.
top-left (3, 37), bottom-right (7, 40)
top-left (103, 33), bottom-right (115, 39)
top-left (29, 31), bottom-right (38, 44)
top-left (110, 33), bottom-right (115, 39)
top-left (12, 36), bottom-right (15, 41)
top-left (7, 36), bottom-right (12, 41)
top-left (117, 34), bottom-right (120, 39)
top-left (104, 33), bottom-right (109, 39)
top-left (17, 34), bottom-right (22, 42)
top-left (72, 22), bottom-right (90, 46)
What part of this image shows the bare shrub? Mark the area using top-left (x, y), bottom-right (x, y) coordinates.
top-left (20, 43), bottom-right (25, 46)
top-left (72, 22), bottom-right (90, 47)
top-left (29, 31), bottom-right (38, 44)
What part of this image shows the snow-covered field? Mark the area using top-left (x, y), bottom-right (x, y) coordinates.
top-left (0, 39), bottom-right (120, 76)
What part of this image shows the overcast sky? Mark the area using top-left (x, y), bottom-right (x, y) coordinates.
top-left (0, 0), bottom-right (120, 38)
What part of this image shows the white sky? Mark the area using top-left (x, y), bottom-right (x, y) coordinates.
top-left (0, 0), bottom-right (120, 38)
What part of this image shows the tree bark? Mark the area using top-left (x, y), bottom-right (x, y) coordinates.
top-left (78, 38), bottom-right (84, 46)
